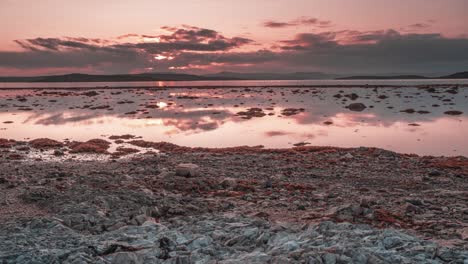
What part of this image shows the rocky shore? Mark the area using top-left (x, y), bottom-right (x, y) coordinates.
top-left (0, 138), bottom-right (467, 263)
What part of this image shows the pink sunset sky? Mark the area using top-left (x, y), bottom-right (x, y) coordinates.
top-left (1, 0), bottom-right (468, 76)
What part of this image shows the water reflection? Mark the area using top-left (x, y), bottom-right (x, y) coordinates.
top-left (0, 86), bottom-right (466, 156)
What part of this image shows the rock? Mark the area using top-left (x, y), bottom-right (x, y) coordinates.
top-left (175, 164), bottom-right (200, 177)
top-left (263, 179), bottom-right (273, 188)
top-left (83, 91), bottom-right (99, 97)
top-left (404, 203), bottom-right (424, 214)
top-left (333, 204), bottom-right (365, 221)
top-left (293, 142), bottom-right (310, 147)
top-left (220, 177), bottom-right (237, 189)
top-left (281, 108), bottom-right (305, 116)
top-left (344, 93), bottom-right (359, 100)
top-left (322, 253), bottom-right (337, 264)
top-left (405, 199), bottom-right (424, 206)
top-left (236, 108), bottom-right (267, 118)
top-left (188, 236), bottom-right (213, 250)
top-left (53, 149), bottom-right (65, 156)
top-left (347, 103), bottom-right (367, 112)
top-left (444, 110), bottom-right (463, 115)
top-left (428, 170), bottom-right (441, 177)
top-left (108, 252), bottom-right (142, 264)
top-left (367, 254), bottom-right (390, 264)
top-left (382, 236), bottom-right (403, 249)
top-left (458, 229), bottom-right (468, 240)
top-left (227, 252), bottom-right (272, 263)
top-left (133, 214), bottom-right (148, 225)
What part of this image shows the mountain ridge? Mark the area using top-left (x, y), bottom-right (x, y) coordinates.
top-left (0, 71), bottom-right (467, 82)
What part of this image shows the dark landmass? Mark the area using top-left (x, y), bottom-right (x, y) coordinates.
top-left (203, 71), bottom-right (338, 80)
top-left (337, 75), bottom-right (428, 80)
top-left (0, 71), bottom-right (336, 83)
top-left (0, 73), bottom-right (226, 83)
top-left (0, 71), bottom-right (467, 83)
top-left (439, 71), bottom-right (468, 79)
top-left (337, 71), bottom-right (468, 80)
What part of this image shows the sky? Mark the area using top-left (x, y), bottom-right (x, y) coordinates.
top-left (1, 0), bottom-right (468, 76)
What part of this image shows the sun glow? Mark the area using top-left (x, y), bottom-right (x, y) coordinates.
top-left (154, 54), bottom-right (174, 60)
top-left (143, 37), bottom-right (160, 43)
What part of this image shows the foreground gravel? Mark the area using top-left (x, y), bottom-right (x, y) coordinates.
top-left (0, 139), bottom-right (467, 263)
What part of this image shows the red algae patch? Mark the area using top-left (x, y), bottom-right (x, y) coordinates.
top-left (110, 147), bottom-right (141, 158)
top-left (29, 138), bottom-right (63, 149)
top-left (7, 153), bottom-right (24, 160)
top-left (69, 139), bottom-right (111, 154)
top-left (128, 139), bottom-right (341, 154)
top-left (431, 156), bottom-right (468, 175)
top-left (0, 138), bottom-right (16, 148)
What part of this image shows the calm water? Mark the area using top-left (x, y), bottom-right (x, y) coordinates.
top-left (0, 82), bottom-right (467, 156)
top-left (2, 79), bottom-right (468, 89)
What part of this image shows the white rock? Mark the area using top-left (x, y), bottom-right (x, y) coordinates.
top-left (175, 163), bottom-right (200, 177)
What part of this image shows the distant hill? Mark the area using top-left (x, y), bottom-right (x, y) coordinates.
top-left (0, 73), bottom-right (223, 83)
top-left (1, 71), bottom-right (467, 82)
top-left (337, 75), bottom-right (428, 80)
top-left (337, 71), bottom-right (468, 80)
top-left (439, 71), bottom-right (468, 79)
top-left (0, 72), bottom-right (338, 82)
top-left (204, 71), bottom-right (338, 80)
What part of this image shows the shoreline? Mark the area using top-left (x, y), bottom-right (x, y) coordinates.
top-left (1, 83), bottom-right (468, 90)
top-left (2, 137), bottom-right (467, 159)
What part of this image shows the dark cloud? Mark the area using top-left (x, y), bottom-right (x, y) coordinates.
top-left (116, 25), bottom-right (253, 53)
top-left (263, 21), bottom-right (296, 28)
top-left (0, 43), bottom-right (150, 73)
top-left (276, 30), bottom-right (468, 73)
top-left (263, 17), bottom-right (332, 28)
top-left (280, 32), bottom-right (339, 50)
top-left (408, 23), bottom-right (431, 29)
top-left (0, 25), bottom-right (253, 73)
top-left (295, 17), bottom-right (332, 28)
top-left (117, 37), bottom-right (251, 54)
top-left (1, 25), bottom-right (468, 75)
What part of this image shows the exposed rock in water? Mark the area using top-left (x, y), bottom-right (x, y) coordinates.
top-left (281, 108), bottom-right (305, 116)
top-left (444, 110), bottom-right (463, 115)
top-left (400, 108), bottom-right (416, 114)
top-left (82, 91), bottom-right (99, 97)
top-left (236, 108), bottom-right (266, 119)
top-left (347, 103), bottom-right (367, 112)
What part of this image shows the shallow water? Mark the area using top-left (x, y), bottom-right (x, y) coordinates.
top-left (0, 84), bottom-right (467, 156)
